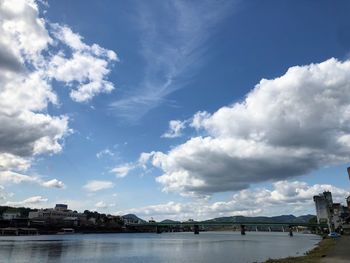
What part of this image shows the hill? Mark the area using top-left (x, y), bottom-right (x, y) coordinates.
top-left (206, 214), bottom-right (316, 223)
top-left (160, 219), bottom-right (181, 223)
top-left (122, 214), bottom-right (146, 223)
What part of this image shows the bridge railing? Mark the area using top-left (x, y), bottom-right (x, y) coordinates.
top-left (128, 221), bottom-right (327, 228)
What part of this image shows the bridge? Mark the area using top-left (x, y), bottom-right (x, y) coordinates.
top-left (128, 221), bottom-right (328, 235)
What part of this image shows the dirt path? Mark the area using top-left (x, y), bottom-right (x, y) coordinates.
top-left (320, 236), bottom-right (350, 263)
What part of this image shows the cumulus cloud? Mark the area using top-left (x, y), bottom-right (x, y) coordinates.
top-left (0, 171), bottom-right (65, 189)
top-left (162, 120), bottom-right (187, 138)
top-left (83, 180), bottom-right (115, 192)
top-left (48, 25), bottom-right (117, 102)
top-left (0, 153), bottom-right (31, 172)
top-left (0, 0), bottom-right (69, 162)
top-left (143, 58), bottom-right (350, 195)
top-left (0, 111), bottom-right (69, 157)
top-left (0, 171), bottom-right (38, 184)
top-left (0, 0), bottom-right (117, 190)
top-left (41, 179), bottom-right (65, 189)
top-left (4, 195), bottom-right (48, 207)
top-left (116, 181), bottom-right (349, 221)
top-left (0, 0), bottom-right (51, 67)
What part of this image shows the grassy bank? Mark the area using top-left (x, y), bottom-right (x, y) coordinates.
top-left (264, 238), bottom-right (335, 263)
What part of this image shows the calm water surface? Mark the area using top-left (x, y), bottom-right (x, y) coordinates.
top-left (0, 232), bottom-right (321, 263)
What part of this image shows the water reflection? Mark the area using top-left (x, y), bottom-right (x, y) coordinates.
top-left (0, 232), bottom-right (321, 263)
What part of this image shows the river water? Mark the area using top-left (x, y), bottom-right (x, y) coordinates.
top-left (0, 231), bottom-right (320, 263)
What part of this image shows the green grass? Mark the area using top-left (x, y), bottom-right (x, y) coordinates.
top-left (264, 238), bottom-right (334, 263)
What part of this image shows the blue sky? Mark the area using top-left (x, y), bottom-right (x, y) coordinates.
top-left (1, 0), bottom-right (350, 220)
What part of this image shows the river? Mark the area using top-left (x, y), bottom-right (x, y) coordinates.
top-left (0, 231), bottom-right (321, 263)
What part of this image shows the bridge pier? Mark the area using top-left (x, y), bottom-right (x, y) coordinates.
top-left (282, 226), bottom-right (285, 232)
top-left (194, 224), bottom-right (199, 234)
top-left (268, 227), bottom-right (271, 232)
top-left (240, 225), bottom-right (246, 235)
top-left (288, 226), bottom-right (293, 237)
top-left (255, 226), bottom-right (258, 232)
top-left (156, 225), bottom-right (162, 234)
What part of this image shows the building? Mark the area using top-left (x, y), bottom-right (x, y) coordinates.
top-left (313, 191), bottom-right (348, 231)
top-left (54, 204), bottom-right (68, 211)
top-left (332, 203), bottom-right (342, 230)
top-left (2, 211), bottom-right (21, 220)
top-left (347, 196), bottom-right (350, 212)
top-left (313, 192), bottom-right (332, 224)
top-left (28, 204), bottom-right (86, 225)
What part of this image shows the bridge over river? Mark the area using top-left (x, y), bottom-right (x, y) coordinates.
top-left (128, 221), bottom-right (328, 235)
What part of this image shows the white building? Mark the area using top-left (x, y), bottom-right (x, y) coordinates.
top-left (28, 204), bottom-right (86, 223)
top-left (2, 211), bottom-right (21, 220)
top-left (313, 191), bottom-right (343, 231)
top-left (313, 193), bottom-right (331, 224)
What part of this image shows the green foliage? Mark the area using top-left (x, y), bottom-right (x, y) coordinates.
top-left (308, 216), bottom-right (317, 224)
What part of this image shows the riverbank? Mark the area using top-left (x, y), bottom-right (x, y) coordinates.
top-left (264, 236), bottom-right (343, 263)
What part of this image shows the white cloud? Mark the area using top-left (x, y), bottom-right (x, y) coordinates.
top-left (95, 201), bottom-right (108, 209)
top-left (48, 24), bottom-right (117, 102)
top-left (0, 171), bottom-right (65, 189)
top-left (0, 171), bottom-right (38, 184)
top-left (0, 185), bottom-right (11, 201)
top-left (162, 120), bottom-right (187, 138)
top-left (4, 195), bottom-right (48, 207)
top-left (109, 152), bottom-right (157, 178)
top-left (51, 25), bottom-right (118, 60)
top-left (0, 0), bottom-right (69, 164)
top-left (0, 153), bottom-right (31, 172)
top-left (96, 148), bottom-right (114, 159)
top-left (110, 163), bottom-right (136, 178)
top-left (0, 0), bottom-right (51, 67)
top-left (0, 110), bottom-right (69, 158)
top-left (116, 181), bottom-right (349, 221)
top-left (95, 201), bottom-right (115, 209)
top-left (83, 180), bottom-right (114, 192)
top-left (0, 0), bottom-right (117, 192)
top-left (48, 50), bottom-right (115, 103)
top-left (143, 58), bottom-right (350, 195)
top-left (41, 179), bottom-right (65, 189)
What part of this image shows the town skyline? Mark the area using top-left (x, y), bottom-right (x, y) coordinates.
top-left (1, 0), bottom-right (350, 221)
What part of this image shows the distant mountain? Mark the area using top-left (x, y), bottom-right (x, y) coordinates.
top-left (206, 214), bottom-right (315, 223)
top-left (122, 214), bottom-right (146, 223)
top-left (161, 219), bottom-right (181, 223)
top-left (122, 214), bottom-right (315, 224)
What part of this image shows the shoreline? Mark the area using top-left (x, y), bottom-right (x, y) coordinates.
top-left (264, 237), bottom-right (335, 263)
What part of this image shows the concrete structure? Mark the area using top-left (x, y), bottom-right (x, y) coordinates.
top-left (54, 204), bottom-right (68, 211)
top-left (313, 191), bottom-right (349, 232)
top-left (313, 192), bottom-right (332, 224)
top-left (2, 211), bottom-right (21, 220)
top-left (332, 203), bottom-right (343, 229)
top-left (0, 227), bottom-right (38, 236)
top-left (28, 204), bottom-right (86, 224)
top-left (346, 196), bottom-right (350, 212)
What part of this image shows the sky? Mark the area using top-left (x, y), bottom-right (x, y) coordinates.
top-left (1, 0), bottom-right (350, 221)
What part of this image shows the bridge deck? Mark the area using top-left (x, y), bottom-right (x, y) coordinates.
top-left (129, 221), bottom-right (327, 228)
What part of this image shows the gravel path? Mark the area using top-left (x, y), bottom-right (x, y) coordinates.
top-left (320, 236), bottom-right (350, 263)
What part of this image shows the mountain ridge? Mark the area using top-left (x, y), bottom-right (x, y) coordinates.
top-left (135, 214), bottom-right (316, 223)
